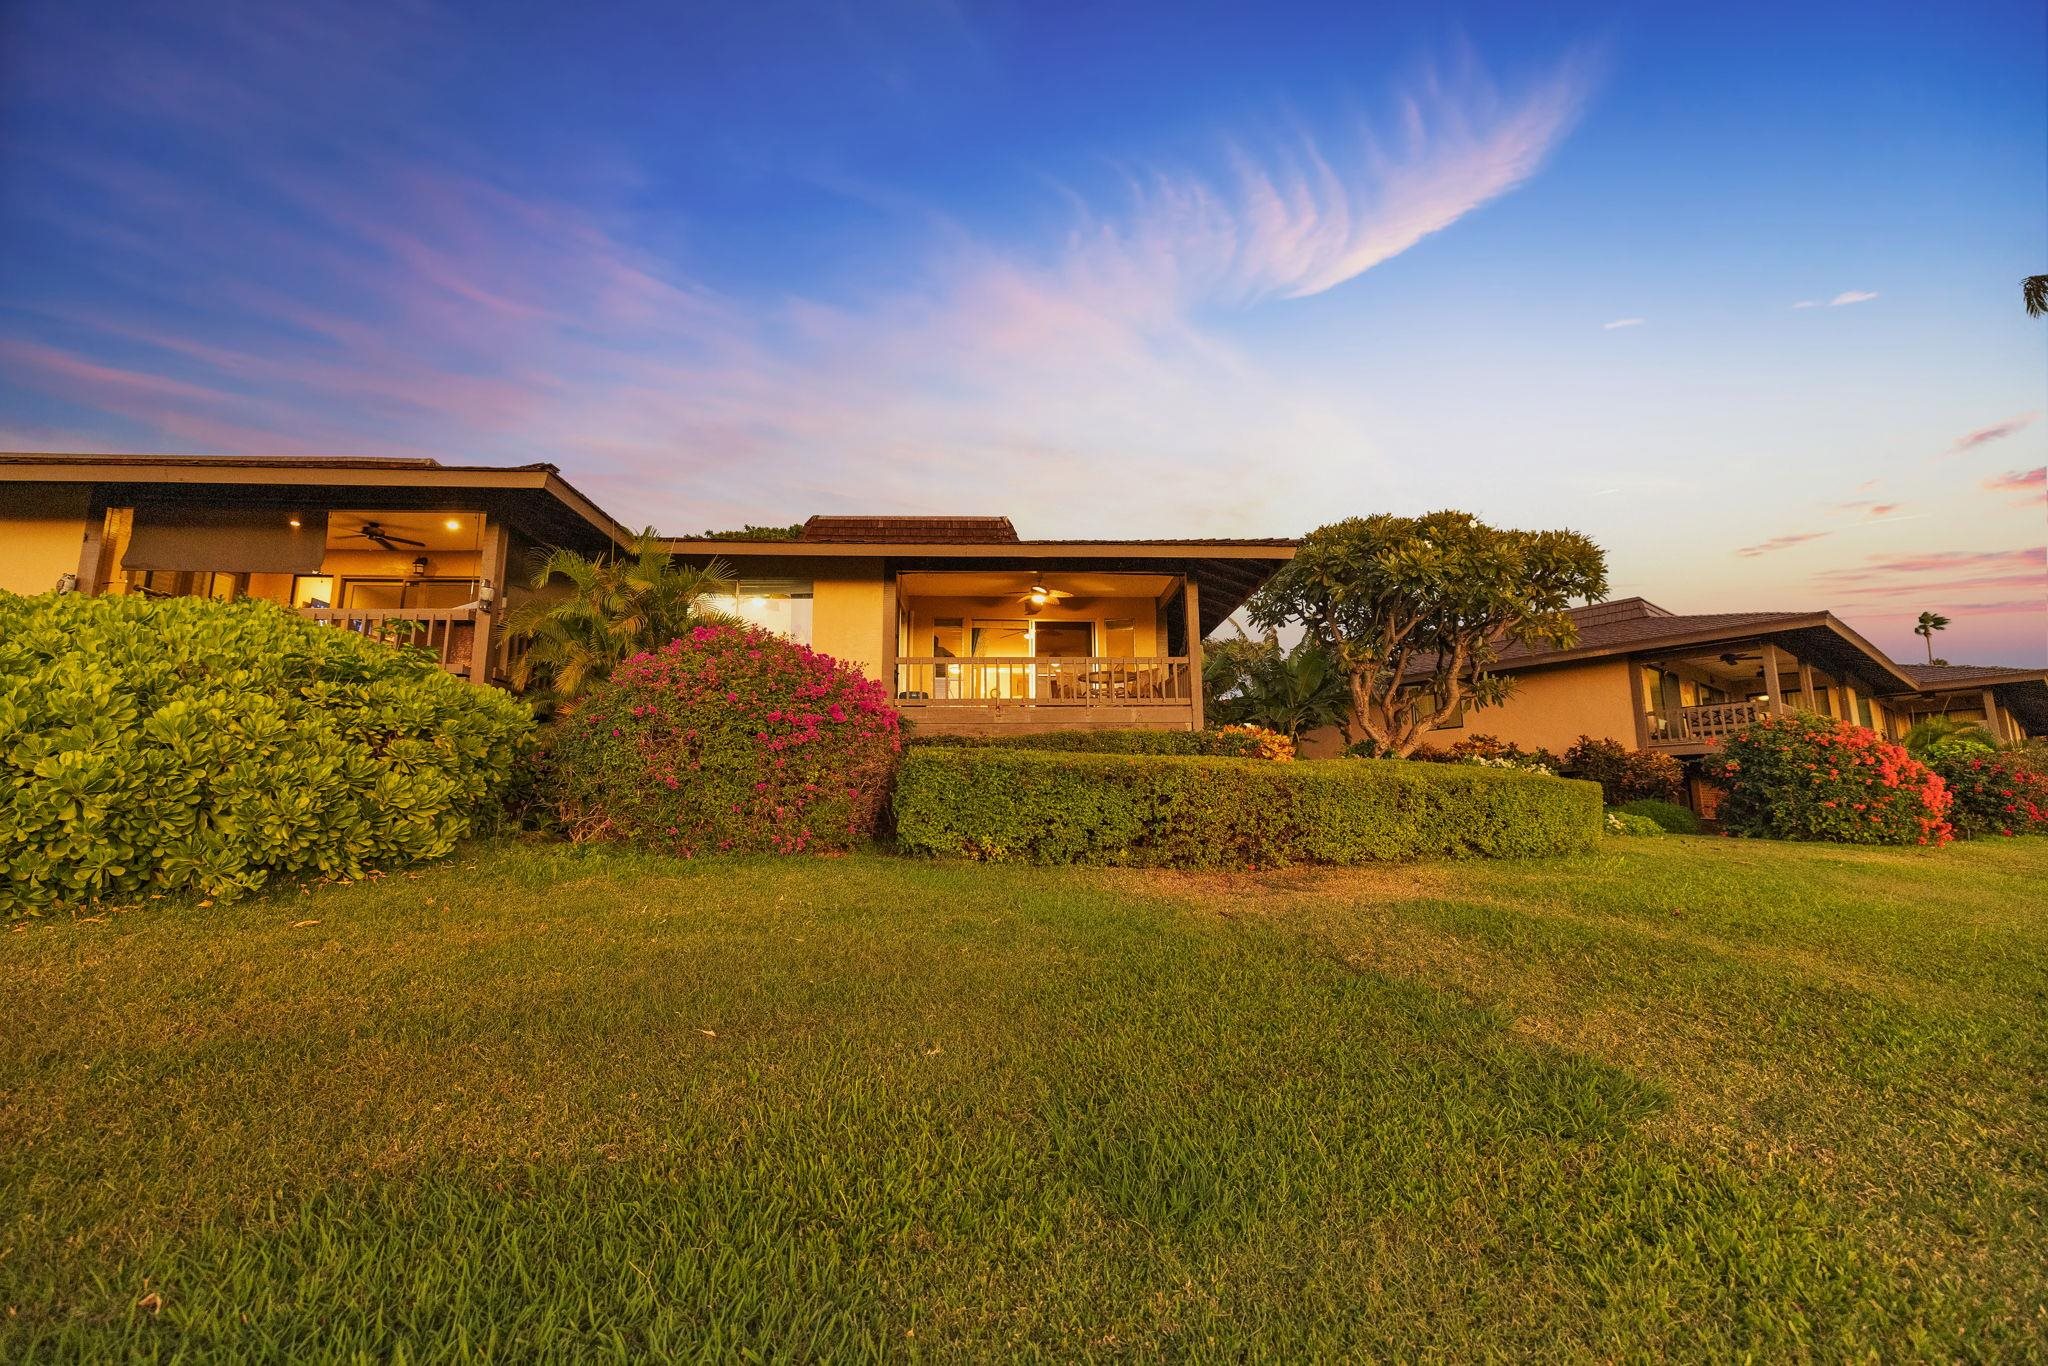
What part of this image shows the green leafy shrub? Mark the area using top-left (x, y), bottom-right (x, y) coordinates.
top-left (910, 728), bottom-right (1277, 758)
top-left (1616, 797), bottom-right (1703, 834)
top-left (1927, 751), bottom-right (2048, 839)
top-left (1702, 712), bottom-right (1952, 847)
top-left (1902, 715), bottom-right (1998, 763)
top-left (1560, 735), bottom-right (1685, 804)
top-left (0, 593), bottom-right (533, 914)
top-left (893, 750), bottom-right (1601, 867)
top-left (1604, 811), bottom-right (1664, 836)
top-left (543, 623), bottom-right (900, 855)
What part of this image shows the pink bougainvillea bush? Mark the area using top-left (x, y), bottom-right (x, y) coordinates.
top-left (1928, 751), bottom-right (2048, 839)
top-left (543, 624), bottom-right (902, 856)
top-left (1702, 712), bottom-right (1952, 847)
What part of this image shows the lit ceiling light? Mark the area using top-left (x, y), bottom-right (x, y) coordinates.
top-left (288, 517), bottom-right (302, 528)
top-left (1028, 584), bottom-right (1050, 605)
top-left (444, 518), bottom-right (461, 531)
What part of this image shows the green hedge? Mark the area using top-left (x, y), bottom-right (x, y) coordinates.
top-left (907, 727), bottom-right (1268, 758)
top-left (1615, 798), bottom-right (1703, 835)
top-left (0, 593), bottom-right (533, 914)
top-left (893, 749), bottom-right (1602, 867)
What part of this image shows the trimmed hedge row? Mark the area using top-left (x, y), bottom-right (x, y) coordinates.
top-left (908, 727), bottom-right (1272, 758)
top-left (893, 749), bottom-right (1602, 867)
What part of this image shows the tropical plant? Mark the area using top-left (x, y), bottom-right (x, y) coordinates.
top-left (1902, 714), bottom-right (1998, 762)
top-left (505, 531), bottom-right (730, 703)
top-left (0, 594), bottom-right (532, 914)
top-left (541, 623), bottom-right (901, 856)
top-left (2025, 274), bottom-right (2048, 318)
top-left (1249, 512), bottom-right (1608, 757)
top-left (1215, 723), bottom-right (1296, 761)
top-left (1913, 611), bottom-right (1951, 663)
top-left (1560, 735), bottom-right (1685, 804)
top-left (1702, 712), bottom-right (1951, 847)
top-left (1204, 631), bottom-right (1351, 739)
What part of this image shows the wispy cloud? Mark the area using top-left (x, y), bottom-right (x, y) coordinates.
top-left (1831, 499), bottom-right (1904, 518)
top-left (0, 17), bottom-right (1600, 536)
top-left (1736, 530), bottom-right (1833, 557)
top-left (1810, 546), bottom-right (2047, 603)
top-left (1984, 466), bottom-right (2047, 503)
top-left (1944, 412), bottom-right (2041, 458)
top-left (1792, 291), bottom-right (1878, 309)
top-left (1602, 317), bottom-right (1644, 330)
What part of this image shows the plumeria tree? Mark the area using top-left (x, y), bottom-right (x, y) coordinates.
top-left (1250, 512), bottom-right (1608, 757)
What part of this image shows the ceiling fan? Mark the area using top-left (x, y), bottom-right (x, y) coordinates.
top-left (336, 520), bottom-right (427, 551)
top-left (1018, 581), bottom-right (1074, 613)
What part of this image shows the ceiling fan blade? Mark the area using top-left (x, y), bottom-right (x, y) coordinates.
top-left (383, 534), bottom-right (427, 547)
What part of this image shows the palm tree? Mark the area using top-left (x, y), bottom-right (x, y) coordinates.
top-left (1913, 610), bottom-right (1951, 664)
top-left (505, 530), bottom-right (731, 703)
top-left (2026, 275), bottom-right (2048, 318)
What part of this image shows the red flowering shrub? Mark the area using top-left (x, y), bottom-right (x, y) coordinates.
top-left (1702, 712), bottom-right (1951, 846)
top-left (543, 624), bottom-right (901, 855)
top-left (1929, 752), bottom-right (2048, 839)
top-left (1560, 735), bottom-right (1685, 804)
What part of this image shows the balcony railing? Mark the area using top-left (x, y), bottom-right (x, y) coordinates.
top-left (894, 656), bottom-right (1193, 706)
top-left (301, 606), bottom-right (480, 676)
top-left (1649, 698), bottom-right (1788, 746)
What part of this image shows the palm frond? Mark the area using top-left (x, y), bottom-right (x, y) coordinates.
top-left (2026, 274), bottom-right (2048, 319)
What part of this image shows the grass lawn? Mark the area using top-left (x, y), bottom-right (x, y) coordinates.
top-left (4, 836), bottom-right (2046, 1359)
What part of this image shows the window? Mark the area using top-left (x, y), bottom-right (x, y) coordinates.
top-left (340, 579), bottom-right (477, 610)
top-left (122, 569), bottom-right (245, 600)
top-left (971, 620), bottom-right (1029, 657)
top-left (700, 580), bottom-right (813, 644)
top-left (292, 576), bottom-right (336, 608)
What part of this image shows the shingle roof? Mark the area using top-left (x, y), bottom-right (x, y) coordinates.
top-left (1487, 600), bottom-right (1815, 665)
top-left (800, 515), bottom-right (1019, 544)
top-left (1899, 663), bottom-right (2048, 687)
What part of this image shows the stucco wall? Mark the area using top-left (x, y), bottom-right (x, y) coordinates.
top-left (1298, 658), bottom-right (1641, 758)
top-left (808, 558), bottom-right (886, 679)
top-left (0, 487), bottom-right (91, 595)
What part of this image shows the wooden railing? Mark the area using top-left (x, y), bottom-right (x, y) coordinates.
top-left (1649, 698), bottom-right (1787, 746)
top-left (894, 657), bottom-right (1192, 706)
top-left (301, 606), bottom-right (479, 676)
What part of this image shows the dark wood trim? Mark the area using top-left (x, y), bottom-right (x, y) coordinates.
top-left (881, 568), bottom-right (899, 696)
top-left (1628, 657), bottom-right (1652, 750)
top-left (1183, 573), bottom-right (1205, 730)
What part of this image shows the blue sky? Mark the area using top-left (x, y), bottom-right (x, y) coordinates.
top-left (2, 0), bottom-right (2043, 663)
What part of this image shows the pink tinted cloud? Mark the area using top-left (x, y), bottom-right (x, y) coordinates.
top-left (1983, 467), bottom-right (2046, 503)
top-left (1810, 546), bottom-right (2046, 605)
top-left (1943, 412), bottom-right (2040, 457)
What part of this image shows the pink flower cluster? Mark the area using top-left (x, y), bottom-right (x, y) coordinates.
top-left (548, 622), bottom-right (903, 856)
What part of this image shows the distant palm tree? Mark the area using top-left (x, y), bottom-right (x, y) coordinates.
top-left (505, 530), bottom-right (731, 703)
top-left (1913, 610), bottom-right (1951, 664)
top-left (2027, 275), bottom-right (2048, 318)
